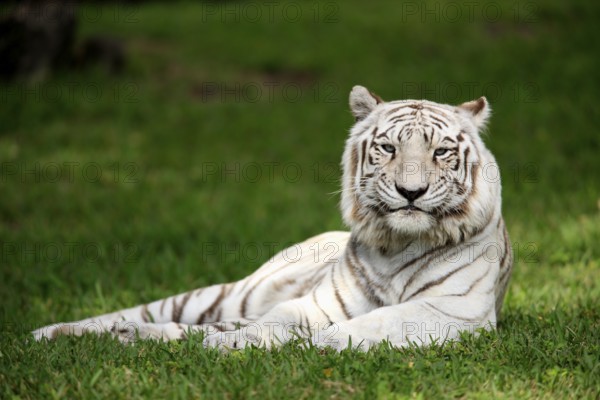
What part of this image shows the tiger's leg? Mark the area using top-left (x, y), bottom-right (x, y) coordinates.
top-left (202, 273), bottom-right (355, 350)
top-left (111, 294), bottom-right (338, 348)
top-left (33, 231), bottom-right (349, 341)
top-left (110, 261), bottom-right (348, 345)
top-left (111, 320), bottom-right (247, 344)
top-left (195, 287), bottom-right (497, 351)
top-left (308, 295), bottom-right (498, 352)
top-left (32, 282), bottom-right (247, 340)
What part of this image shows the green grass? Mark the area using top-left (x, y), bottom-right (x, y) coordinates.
top-left (1, 0), bottom-right (599, 398)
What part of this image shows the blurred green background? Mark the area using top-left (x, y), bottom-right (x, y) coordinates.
top-left (0, 0), bottom-right (598, 398)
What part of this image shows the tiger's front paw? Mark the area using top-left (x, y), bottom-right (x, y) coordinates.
top-left (32, 324), bottom-right (76, 341)
top-left (32, 322), bottom-right (110, 341)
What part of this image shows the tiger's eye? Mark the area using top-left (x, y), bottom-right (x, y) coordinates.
top-left (434, 148), bottom-right (450, 156)
top-left (381, 144), bottom-right (396, 154)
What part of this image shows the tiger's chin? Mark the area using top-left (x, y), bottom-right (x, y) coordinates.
top-left (385, 209), bottom-right (435, 236)
top-left (350, 205), bottom-right (461, 251)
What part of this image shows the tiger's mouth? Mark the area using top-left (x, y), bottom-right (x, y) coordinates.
top-left (382, 204), bottom-right (427, 214)
top-left (398, 205), bottom-right (422, 212)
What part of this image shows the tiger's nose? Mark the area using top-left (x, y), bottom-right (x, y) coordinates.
top-left (395, 184), bottom-right (429, 202)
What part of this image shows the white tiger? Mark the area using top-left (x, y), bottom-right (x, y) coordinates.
top-left (33, 86), bottom-right (513, 351)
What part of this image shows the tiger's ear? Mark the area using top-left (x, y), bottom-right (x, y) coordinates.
top-left (350, 85), bottom-right (383, 121)
top-left (458, 97), bottom-right (491, 129)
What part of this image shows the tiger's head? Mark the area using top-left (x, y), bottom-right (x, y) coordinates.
top-left (341, 86), bottom-right (501, 251)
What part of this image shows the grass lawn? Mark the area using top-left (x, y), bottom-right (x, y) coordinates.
top-left (1, 0), bottom-right (599, 398)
